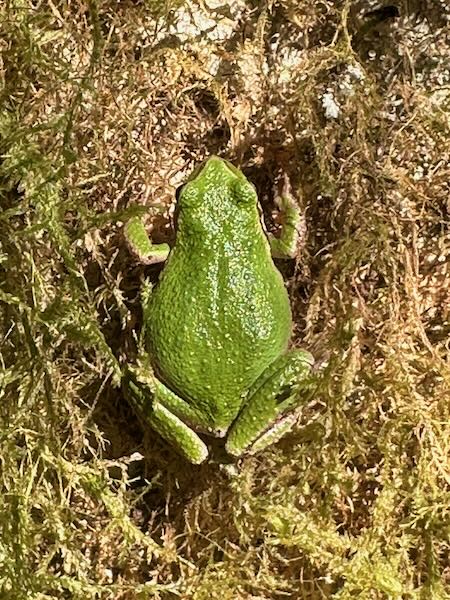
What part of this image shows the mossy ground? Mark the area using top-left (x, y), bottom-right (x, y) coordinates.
top-left (1, 1), bottom-right (449, 598)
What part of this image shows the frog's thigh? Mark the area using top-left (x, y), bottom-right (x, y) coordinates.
top-left (225, 350), bottom-right (314, 458)
top-left (125, 368), bottom-right (208, 465)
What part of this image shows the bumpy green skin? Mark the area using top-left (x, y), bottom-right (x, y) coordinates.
top-left (124, 157), bottom-right (313, 464)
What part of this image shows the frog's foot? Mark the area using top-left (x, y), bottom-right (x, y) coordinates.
top-left (225, 349), bottom-right (314, 458)
top-left (124, 364), bottom-right (209, 465)
top-left (268, 174), bottom-right (306, 259)
top-left (124, 216), bottom-right (170, 265)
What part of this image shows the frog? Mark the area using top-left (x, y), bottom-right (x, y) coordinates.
top-left (123, 156), bottom-right (314, 464)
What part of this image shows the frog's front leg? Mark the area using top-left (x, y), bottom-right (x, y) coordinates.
top-left (225, 350), bottom-right (314, 458)
top-left (124, 216), bottom-right (170, 264)
top-left (268, 174), bottom-right (306, 259)
top-left (124, 361), bottom-right (209, 465)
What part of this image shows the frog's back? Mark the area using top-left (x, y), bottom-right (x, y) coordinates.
top-left (147, 231), bottom-right (292, 434)
top-left (145, 157), bottom-right (293, 433)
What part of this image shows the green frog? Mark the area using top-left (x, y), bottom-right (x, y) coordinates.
top-left (124, 156), bottom-right (313, 464)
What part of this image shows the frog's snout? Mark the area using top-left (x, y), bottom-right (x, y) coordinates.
top-left (194, 155), bottom-right (243, 184)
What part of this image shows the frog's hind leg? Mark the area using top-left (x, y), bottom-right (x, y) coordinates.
top-left (124, 364), bottom-right (209, 465)
top-left (225, 350), bottom-right (314, 458)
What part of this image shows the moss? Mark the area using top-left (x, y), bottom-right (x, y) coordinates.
top-left (0, 0), bottom-right (449, 598)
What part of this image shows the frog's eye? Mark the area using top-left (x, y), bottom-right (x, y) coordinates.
top-left (178, 181), bottom-right (201, 207)
top-left (232, 179), bottom-right (257, 205)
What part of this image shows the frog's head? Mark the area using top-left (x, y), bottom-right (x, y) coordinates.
top-left (176, 156), bottom-right (260, 240)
